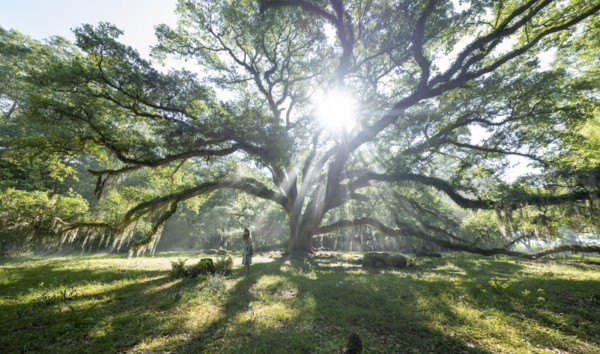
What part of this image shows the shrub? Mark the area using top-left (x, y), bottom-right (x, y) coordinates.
top-left (170, 257), bottom-right (230, 279)
top-left (170, 258), bottom-right (189, 278)
top-left (363, 252), bottom-right (407, 269)
top-left (188, 258), bottom-right (216, 277)
top-left (215, 255), bottom-right (234, 275)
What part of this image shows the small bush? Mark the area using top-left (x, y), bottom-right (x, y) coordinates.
top-left (188, 258), bottom-right (216, 277)
top-left (363, 252), bottom-right (407, 269)
top-left (170, 257), bottom-right (229, 279)
top-left (215, 255), bottom-right (233, 275)
top-left (170, 258), bottom-right (189, 278)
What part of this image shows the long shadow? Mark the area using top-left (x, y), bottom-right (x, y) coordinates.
top-left (4, 254), bottom-right (596, 353)
top-left (0, 258), bottom-right (199, 354)
top-left (170, 254), bottom-right (599, 353)
top-left (0, 262), bottom-right (165, 297)
top-left (453, 256), bottom-right (600, 351)
top-left (169, 257), bottom-right (492, 353)
top-left (462, 265), bottom-right (600, 349)
top-left (169, 262), bottom-right (283, 353)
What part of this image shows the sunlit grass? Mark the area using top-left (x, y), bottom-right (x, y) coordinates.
top-left (1, 252), bottom-right (599, 353)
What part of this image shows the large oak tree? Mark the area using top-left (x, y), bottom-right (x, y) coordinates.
top-left (1, 0), bottom-right (599, 256)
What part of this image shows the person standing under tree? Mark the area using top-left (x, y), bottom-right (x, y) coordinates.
top-left (241, 228), bottom-right (253, 275)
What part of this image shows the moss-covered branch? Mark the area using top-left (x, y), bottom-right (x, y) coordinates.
top-left (314, 217), bottom-right (600, 259)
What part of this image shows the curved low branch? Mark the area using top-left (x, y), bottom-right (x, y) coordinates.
top-left (355, 172), bottom-right (491, 209)
top-left (56, 221), bottom-right (116, 233)
top-left (128, 203), bottom-right (178, 254)
top-left (531, 244), bottom-right (600, 258)
top-left (502, 230), bottom-right (537, 249)
top-left (120, 178), bottom-right (286, 233)
top-left (94, 142), bottom-right (262, 171)
top-left (313, 217), bottom-right (600, 259)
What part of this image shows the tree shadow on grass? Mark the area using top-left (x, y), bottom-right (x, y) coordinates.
top-left (0, 258), bottom-right (200, 354)
top-left (385, 256), bottom-right (599, 352)
top-left (4, 254), bottom-right (596, 353)
top-left (170, 255), bottom-right (599, 353)
top-left (169, 257), bottom-right (492, 353)
top-left (0, 261), bottom-right (165, 297)
top-left (459, 259), bottom-right (600, 352)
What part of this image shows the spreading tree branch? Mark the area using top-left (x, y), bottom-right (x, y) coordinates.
top-left (412, 0), bottom-right (438, 92)
top-left (352, 171), bottom-right (597, 210)
top-left (261, 0), bottom-right (355, 84)
top-left (334, 1), bottom-right (600, 161)
top-left (119, 178), bottom-right (286, 234)
top-left (313, 217), bottom-right (600, 258)
top-left (88, 142), bottom-right (264, 197)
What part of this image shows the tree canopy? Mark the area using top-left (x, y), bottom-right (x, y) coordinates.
top-left (1, 0), bottom-right (599, 256)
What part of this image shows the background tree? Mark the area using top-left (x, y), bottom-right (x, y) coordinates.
top-left (1, 0), bottom-right (599, 256)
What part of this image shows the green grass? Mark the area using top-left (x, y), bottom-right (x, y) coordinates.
top-left (1, 252), bottom-right (599, 353)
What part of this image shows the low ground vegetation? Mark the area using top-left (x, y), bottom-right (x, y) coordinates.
top-left (170, 255), bottom-right (234, 279)
top-left (1, 252), bottom-right (599, 353)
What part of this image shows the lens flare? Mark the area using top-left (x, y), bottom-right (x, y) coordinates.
top-left (315, 89), bottom-right (358, 132)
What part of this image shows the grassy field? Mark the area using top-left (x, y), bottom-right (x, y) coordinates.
top-left (1, 252), bottom-right (599, 353)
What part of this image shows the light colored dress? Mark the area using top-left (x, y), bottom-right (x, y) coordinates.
top-left (242, 236), bottom-right (253, 266)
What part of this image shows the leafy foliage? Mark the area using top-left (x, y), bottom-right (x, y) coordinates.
top-left (169, 258), bottom-right (189, 278)
top-left (169, 256), bottom-right (232, 278)
top-left (214, 255), bottom-right (234, 275)
top-left (0, 189), bottom-right (90, 254)
top-left (1, 1), bottom-right (599, 256)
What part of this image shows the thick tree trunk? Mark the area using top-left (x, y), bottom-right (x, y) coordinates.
top-left (286, 233), bottom-right (313, 256)
top-left (286, 222), bottom-right (315, 256)
top-left (283, 180), bottom-right (328, 256)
